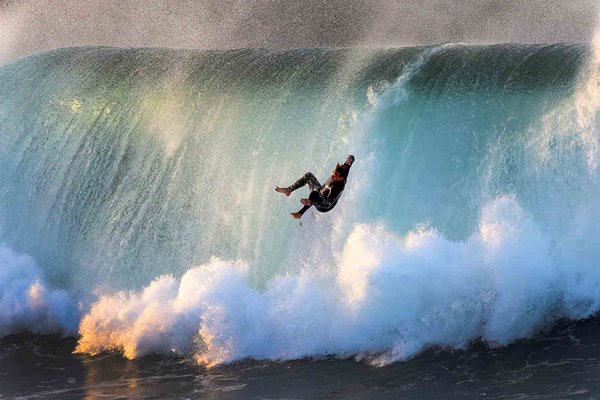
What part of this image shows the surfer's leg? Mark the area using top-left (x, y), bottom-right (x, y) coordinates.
top-left (289, 172), bottom-right (321, 192)
top-left (291, 191), bottom-right (319, 219)
top-left (305, 173), bottom-right (321, 192)
top-left (275, 186), bottom-right (292, 196)
top-left (291, 204), bottom-right (311, 219)
top-left (277, 172), bottom-right (319, 197)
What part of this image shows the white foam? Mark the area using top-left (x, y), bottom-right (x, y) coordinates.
top-left (0, 243), bottom-right (78, 336)
top-left (75, 196), bottom-right (597, 367)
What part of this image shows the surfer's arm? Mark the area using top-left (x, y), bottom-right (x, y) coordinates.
top-left (315, 197), bottom-right (336, 210)
top-left (299, 182), bottom-right (344, 213)
top-left (307, 190), bottom-right (338, 211)
top-left (317, 183), bottom-right (344, 208)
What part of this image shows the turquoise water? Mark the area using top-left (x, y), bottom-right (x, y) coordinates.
top-left (0, 44), bottom-right (599, 366)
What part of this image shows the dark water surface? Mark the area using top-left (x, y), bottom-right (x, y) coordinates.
top-left (2, 318), bottom-right (600, 399)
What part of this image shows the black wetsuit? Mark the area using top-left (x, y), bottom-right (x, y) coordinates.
top-left (289, 172), bottom-right (346, 215)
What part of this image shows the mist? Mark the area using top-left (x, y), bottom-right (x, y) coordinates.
top-left (0, 0), bottom-right (598, 62)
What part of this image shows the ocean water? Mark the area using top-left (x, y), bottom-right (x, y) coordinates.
top-left (3, 318), bottom-right (600, 399)
top-left (0, 42), bottom-right (600, 398)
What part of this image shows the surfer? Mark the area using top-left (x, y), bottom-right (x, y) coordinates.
top-left (275, 155), bottom-right (355, 219)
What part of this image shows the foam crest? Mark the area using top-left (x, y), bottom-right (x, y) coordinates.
top-left (75, 197), bottom-right (584, 367)
top-left (0, 243), bottom-right (78, 336)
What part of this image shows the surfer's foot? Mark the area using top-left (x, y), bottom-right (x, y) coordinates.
top-left (275, 186), bottom-right (292, 197)
top-left (290, 212), bottom-right (303, 219)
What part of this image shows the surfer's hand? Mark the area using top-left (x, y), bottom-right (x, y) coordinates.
top-left (301, 198), bottom-right (312, 206)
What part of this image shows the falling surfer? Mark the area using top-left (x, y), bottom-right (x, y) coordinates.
top-left (275, 155), bottom-right (355, 219)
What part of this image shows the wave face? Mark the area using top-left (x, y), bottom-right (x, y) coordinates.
top-left (1, 44), bottom-right (600, 365)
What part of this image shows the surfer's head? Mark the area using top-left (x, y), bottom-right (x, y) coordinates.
top-left (331, 163), bottom-right (350, 181)
top-left (330, 155), bottom-right (353, 181)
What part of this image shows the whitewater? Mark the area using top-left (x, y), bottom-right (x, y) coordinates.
top-left (0, 42), bottom-right (599, 367)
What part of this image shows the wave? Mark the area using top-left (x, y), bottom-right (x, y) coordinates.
top-left (0, 42), bottom-right (599, 365)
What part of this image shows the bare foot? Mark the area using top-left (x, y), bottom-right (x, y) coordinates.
top-left (275, 186), bottom-right (291, 197)
top-left (290, 212), bottom-right (303, 219)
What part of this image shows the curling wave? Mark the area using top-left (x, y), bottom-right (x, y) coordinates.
top-left (0, 42), bottom-right (599, 365)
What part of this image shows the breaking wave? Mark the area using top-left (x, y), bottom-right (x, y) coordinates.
top-left (0, 42), bottom-right (599, 366)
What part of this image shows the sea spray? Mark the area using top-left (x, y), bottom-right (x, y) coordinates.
top-left (0, 243), bottom-right (78, 336)
top-left (574, 29), bottom-right (600, 169)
